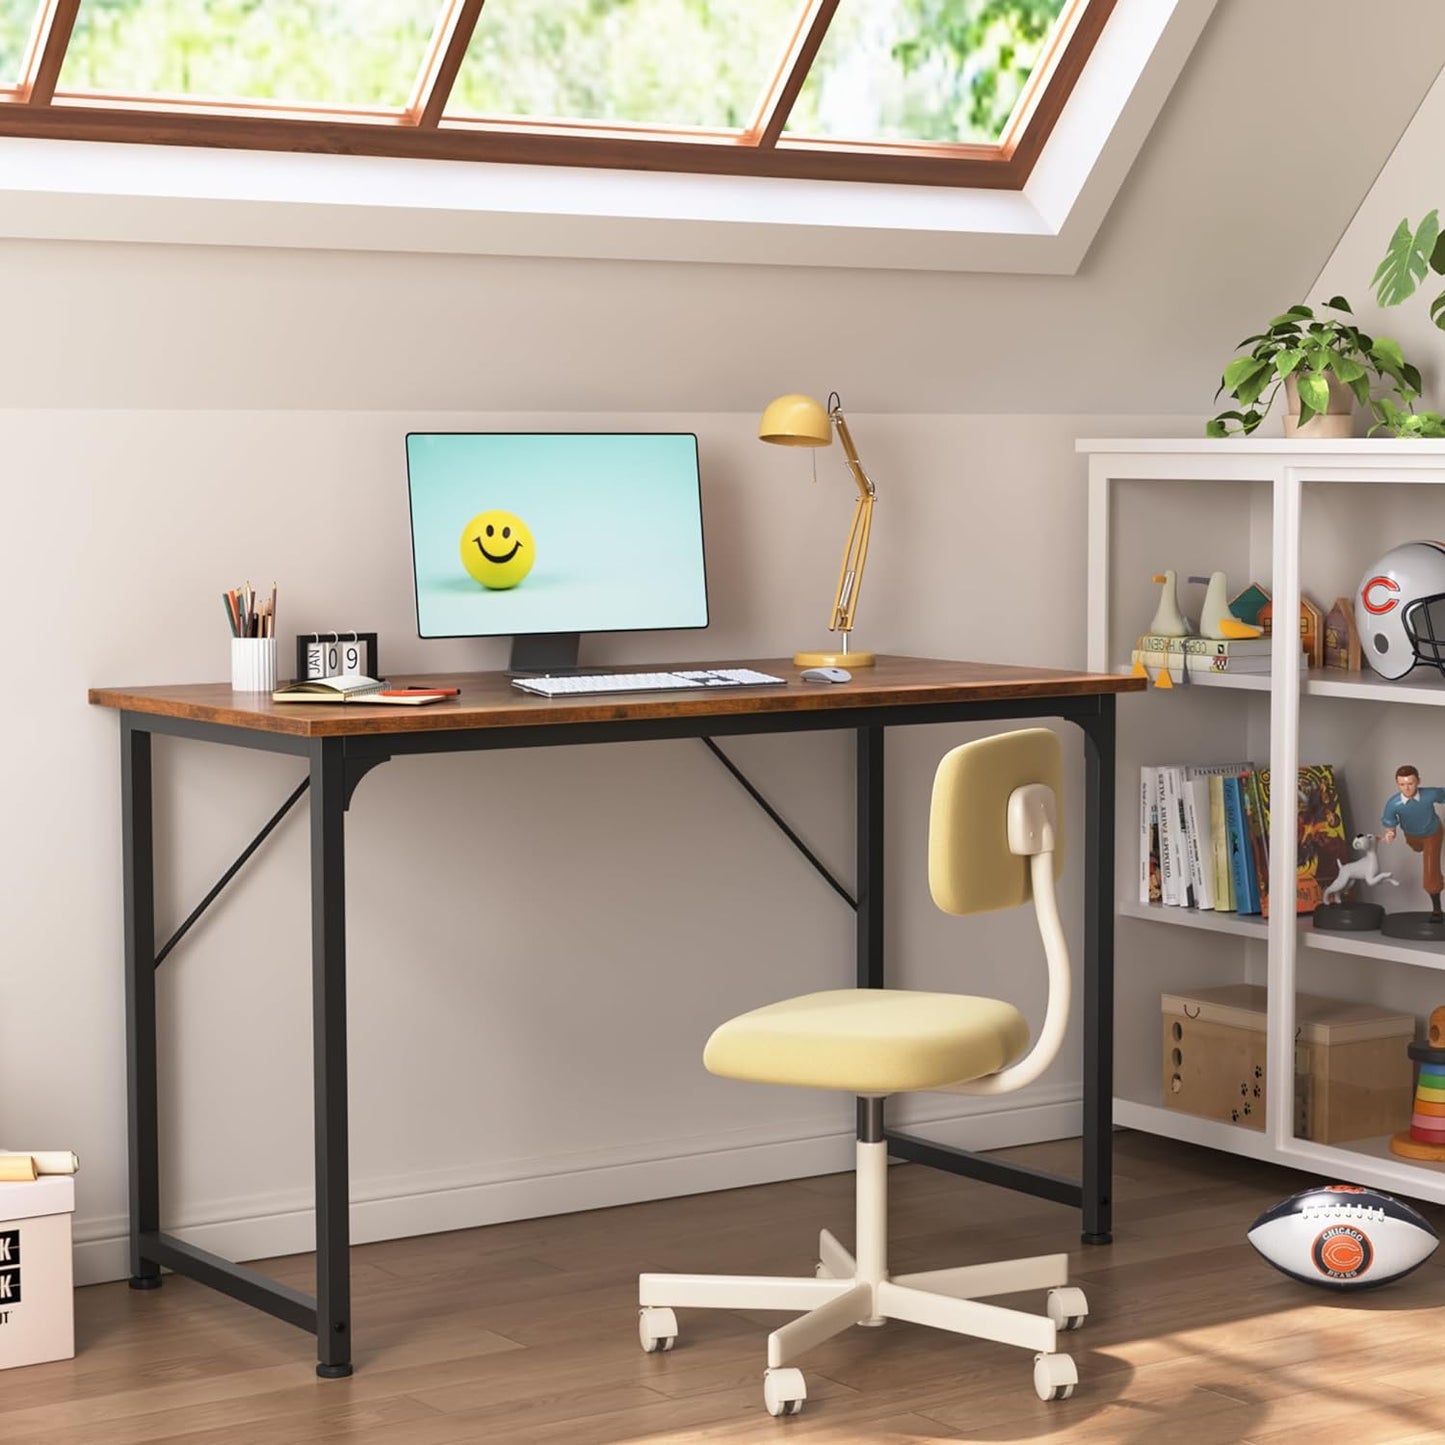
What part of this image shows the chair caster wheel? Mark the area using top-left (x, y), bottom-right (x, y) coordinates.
top-left (764, 1366), bottom-right (806, 1416)
top-left (1033, 1351), bottom-right (1077, 1401)
top-left (1046, 1285), bottom-right (1088, 1331)
top-left (638, 1306), bottom-right (677, 1353)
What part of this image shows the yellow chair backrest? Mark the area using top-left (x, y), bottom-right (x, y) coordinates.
top-left (928, 728), bottom-right (1063, 916)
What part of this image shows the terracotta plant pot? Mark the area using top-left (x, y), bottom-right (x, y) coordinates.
top-left (1282, 371), bottom-right (1356, 438)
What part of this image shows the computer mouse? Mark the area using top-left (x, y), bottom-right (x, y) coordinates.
top-left (800, 666), bottom-right (852, 683)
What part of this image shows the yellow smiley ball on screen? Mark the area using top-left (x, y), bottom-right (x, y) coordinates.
top-left (460, 511), bottom-right (535, 590)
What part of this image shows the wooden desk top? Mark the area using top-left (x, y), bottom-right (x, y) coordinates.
top-left (88, 656), bottom-right (1143, 738)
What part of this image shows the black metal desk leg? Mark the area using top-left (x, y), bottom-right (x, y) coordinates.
top-left (310, 739), bottom-right (353, 1377)
top-left (856, 726), bottom-right (885, 990)
top-left (1080, 698), bottom-right (1116, 1244)
top-left (121, 719), bottom-right (162, 1290)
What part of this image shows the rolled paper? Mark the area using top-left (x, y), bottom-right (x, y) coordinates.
top-left (0, 1150), bottom-right (78, 1176)
top-left (0, 1155), bottom-right (37, 1182)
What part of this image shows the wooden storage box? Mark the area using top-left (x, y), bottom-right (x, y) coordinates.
top-left (1161, 984), bottom-right (1414, 1143)
top-left (0, 1176), bottom-right (74, 1370)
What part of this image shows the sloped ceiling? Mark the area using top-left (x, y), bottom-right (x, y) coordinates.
top-left (1, 0), bottom-right (1442, 413)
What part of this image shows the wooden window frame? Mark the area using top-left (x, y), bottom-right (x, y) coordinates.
top-left (0, 0), bottom-right (1115, 190)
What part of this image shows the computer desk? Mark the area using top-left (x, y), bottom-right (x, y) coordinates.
top-left (89, 654), bottom-right (1142, 1376)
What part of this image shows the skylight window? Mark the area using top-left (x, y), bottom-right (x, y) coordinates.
top-left (0, 0), bottom-right (1115, 187)
top-left (58, 0), bottom-right (442, 111)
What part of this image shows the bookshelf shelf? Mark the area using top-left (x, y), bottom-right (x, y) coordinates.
top-left (1302, 927), bottom-right (1445, 972)
top-left (1111, 666), bottom-right (1271, 692)
top-left (1118, 899), bottom-right (1269, 938)
top-left (1084, 439), bottom-right (1445, 1208)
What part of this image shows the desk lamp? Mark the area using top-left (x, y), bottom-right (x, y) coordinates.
top-left (758, 391), bottom-right (876, 667)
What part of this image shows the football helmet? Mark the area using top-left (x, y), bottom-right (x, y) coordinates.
top-left (1355, 541), bottom-right (1445, 679)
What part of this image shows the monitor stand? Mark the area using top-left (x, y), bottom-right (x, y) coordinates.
top-left (509, 633), bottom-right (581, 674)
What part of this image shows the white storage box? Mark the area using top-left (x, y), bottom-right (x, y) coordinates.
top-left (0, 1177), bottom-right (74, 1369)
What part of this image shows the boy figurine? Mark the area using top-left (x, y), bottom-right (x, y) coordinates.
top-left (1382, 765), bottom-right (1445, 922)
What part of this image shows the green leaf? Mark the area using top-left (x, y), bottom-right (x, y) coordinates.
top-left (1430, 291), bottom-right (1445, 330)
top-left (1270, 307), bottom-right (1313, 327)
top-left (1432, 231), bottom-right (1445, 275)
top-left (1223, 355), bottom-right (1270, 392)
top-left (1296, 372), bottom-right (1330, 414)
top-left (1349, 374), bottom-right (1372, 406)
top-left (1324, 295), bottom-right (1352, 313)
top-left (1374, 212), bottom-right (1438, 306)
top-left (1204, 418), bottom-right (1227, 438)
top-left (1328, 355), bottom-right (1366, 383)
top-left (1234, 366), bottom-right (1274, 407)
top-left (1372, 336), bottom-right (1406, 370)
top-left (1274, 347), bottom-right (1304, 378)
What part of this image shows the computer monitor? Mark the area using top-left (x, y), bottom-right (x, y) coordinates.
top-left (405, 432), bottom-right (709, 672)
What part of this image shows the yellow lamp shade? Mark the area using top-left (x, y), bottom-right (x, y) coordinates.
top-left (759, 393), bottom-right (831, 447)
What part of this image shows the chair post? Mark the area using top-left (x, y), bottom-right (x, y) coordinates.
top-left (855, 1097), bottom-right (887, 1321)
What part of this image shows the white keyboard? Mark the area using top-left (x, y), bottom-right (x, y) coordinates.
top-left (512, 668), bottom-right (787, 698)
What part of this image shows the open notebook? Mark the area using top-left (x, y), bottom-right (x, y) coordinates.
top-left (272, 675), bottom-right (456, 706)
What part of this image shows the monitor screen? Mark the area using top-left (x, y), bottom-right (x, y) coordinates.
top-left (405, 432), bottom-right (709, 645)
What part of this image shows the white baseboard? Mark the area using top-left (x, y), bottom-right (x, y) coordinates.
top-left (73, 1087), bottom-right (1081, 1287)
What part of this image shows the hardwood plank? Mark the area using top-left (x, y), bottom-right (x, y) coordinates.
top-left (20, 1132), bottom-right (1445, 1440)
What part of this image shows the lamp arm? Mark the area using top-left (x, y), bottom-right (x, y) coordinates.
top-left (830, 410), bottom-right (875, 502)
top-left (827, 404), bottom-right (876, 635)
top-left (830, 493), bottom-right (873, 634)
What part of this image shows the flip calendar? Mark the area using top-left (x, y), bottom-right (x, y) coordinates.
top-left (295, 632), bottom-right (380, 682)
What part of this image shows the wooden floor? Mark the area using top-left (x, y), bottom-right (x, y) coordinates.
top-left (8, 1131), bottom-right (1445, 1443)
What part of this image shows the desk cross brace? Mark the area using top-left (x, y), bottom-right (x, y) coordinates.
top-left (701, 738), bottom-right (856, 910)
top-left (153, 735), bottom-right (848, 975)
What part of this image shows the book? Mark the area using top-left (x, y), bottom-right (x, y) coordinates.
top-left (1181, 773), bottom-right (1214, 910)
top-left (271, 675), bottom-right (456, 706)
top-left (1136, 634), bottom-right (1274, 657)
top-left (1207, 774), bottom-right (1234, 911)
top-left (1257, 764), bottom-right (1351, 913)
top-left (1221, 774), bottom-right (1260, 914)
top-left (1238, 770), bottom-right (1271, 916)
top-left (1162, 767), bottom-right (1196, 908)
top-left (1139, 768), bottom-right (1161, 904)
top-left (1131, 647), bottom-right (1303, 680)
top-left (1155, 766), bottom-right (1181, 905)
top-left (1183, 762), bottom-right (1252, 906)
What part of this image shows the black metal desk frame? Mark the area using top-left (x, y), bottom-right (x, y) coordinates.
top-left (118, 691), bottom-right (1116, 1377)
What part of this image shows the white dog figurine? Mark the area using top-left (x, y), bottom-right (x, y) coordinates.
top-left (1323, 833), bottom-right (1398, 903)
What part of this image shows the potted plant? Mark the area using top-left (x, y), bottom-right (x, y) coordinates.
top-left (1206, 298), bottom-right (1420, 438)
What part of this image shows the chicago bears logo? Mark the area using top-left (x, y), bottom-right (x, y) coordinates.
top-left (1361, 576), bottom-right (1401, 614)
top-left (1312, 1225), bottom-right (1373, 1280)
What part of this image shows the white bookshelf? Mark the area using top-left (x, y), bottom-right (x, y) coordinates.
top-left (1084, 439), bottom-right (1445, 1200)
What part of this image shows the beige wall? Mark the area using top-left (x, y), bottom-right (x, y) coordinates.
top-left (2, 0), bottom-right (1442, 1283)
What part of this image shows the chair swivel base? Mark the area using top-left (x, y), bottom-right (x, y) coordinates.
top-left (636, 1143), bottom-right (1085, 1418)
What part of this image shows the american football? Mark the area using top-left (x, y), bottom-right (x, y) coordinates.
top-left (1247, 1184), bottom-right (1438, 1289)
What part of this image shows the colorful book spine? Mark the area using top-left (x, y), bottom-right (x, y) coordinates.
top-left (1208, 773), bottom-right (1234, 912)
top-left (1222, 775), bottom-right (1259, 914)
top-left (1181, 775), bottom-right (1215, 910)
top-left (1239, 770), bottom-right (1271, 916)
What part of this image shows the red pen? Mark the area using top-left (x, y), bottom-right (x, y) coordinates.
top-left (379, 687), bottom-right (461, 697)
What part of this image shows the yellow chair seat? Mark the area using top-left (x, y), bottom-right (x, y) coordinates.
top-left (703, 989), bottom-right (1030, 1095)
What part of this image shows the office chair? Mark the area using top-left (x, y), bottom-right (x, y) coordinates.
top-left (637, 728), bottom-right (1087, 1417)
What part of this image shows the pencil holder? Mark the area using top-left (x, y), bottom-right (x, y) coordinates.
top-left (231, 637), bottom-right (277, 692)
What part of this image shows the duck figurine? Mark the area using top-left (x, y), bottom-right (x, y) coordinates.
top-left (1189, 572), bottom-right (1264, 640)
top-left (1148, 570), bottom-right (1191, 637)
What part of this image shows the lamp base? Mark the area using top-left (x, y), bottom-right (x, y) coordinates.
top-left (794, 649), bottom-right (875, 668)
